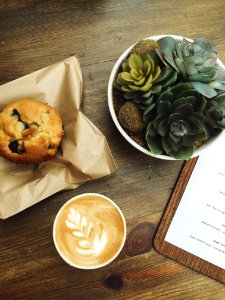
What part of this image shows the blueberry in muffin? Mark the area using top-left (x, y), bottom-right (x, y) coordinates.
top-left (0, 99), bottom-right (64, 164)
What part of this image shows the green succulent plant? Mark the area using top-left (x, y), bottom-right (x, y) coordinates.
top-left (156, 36), bottom-right (225, 98)
top-left (116, 51), bottom-right (178, 110)
top-left (115, 53), bottom-right (161, 94)
top-left (144, 82), bottom-right (223, 159)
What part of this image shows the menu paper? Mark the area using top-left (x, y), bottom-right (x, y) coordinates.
top-left (165, 137), bottom-right (225, 270)
top-left (0, 56), bottom-right (116, 219)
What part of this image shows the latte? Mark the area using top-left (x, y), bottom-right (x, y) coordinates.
top-left (53, 193), bottom-right (126, 269)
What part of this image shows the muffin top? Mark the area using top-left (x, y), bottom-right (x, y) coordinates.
top-left (0, 99), bottom-right (64, 164)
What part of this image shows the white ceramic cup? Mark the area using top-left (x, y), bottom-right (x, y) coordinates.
top-left (53, 193), bottom-right (126, 269)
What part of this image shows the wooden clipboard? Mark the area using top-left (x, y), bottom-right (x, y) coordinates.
top-left (154, 157), bottom-right (225, 284)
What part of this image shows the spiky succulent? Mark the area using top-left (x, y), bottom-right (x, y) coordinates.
top-left (156, 36), bottom-right (225, 98)
top-left (145, 83), bottom-right (225, 159)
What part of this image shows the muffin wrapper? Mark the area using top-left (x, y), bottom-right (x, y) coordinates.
top-left (0, 56), bottom-right (116, 219)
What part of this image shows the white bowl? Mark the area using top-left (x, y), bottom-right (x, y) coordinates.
top-left (108, 35), bottom-right (225, 160)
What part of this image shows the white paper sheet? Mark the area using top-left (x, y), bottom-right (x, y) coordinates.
top-left (165, 134), bottom-right (225, 270)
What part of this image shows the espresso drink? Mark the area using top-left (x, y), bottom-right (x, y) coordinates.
top-left (53, 193), bottom-right (126, 269)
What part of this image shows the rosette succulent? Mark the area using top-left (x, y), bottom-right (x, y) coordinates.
top-left (144, 83), bottom-right (225, 159)
top-left (115, 41), bottom-right (178, 110)
top-left (156, 36), bottom-right (225, 98)
top-left (115, 53), bottom-right (161, 93)
top-left (119, 64), bottom-right (178, 111)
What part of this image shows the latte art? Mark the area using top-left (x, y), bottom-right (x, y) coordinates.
top-left (53, 194), bottom-right (126, 269)
top-left (65, 208), bottom-right (107, 257)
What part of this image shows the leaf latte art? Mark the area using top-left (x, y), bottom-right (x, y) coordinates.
top-left (66, 208), bottom-right (108, 257)
top-left (54, 194), bottom-right (126, 269)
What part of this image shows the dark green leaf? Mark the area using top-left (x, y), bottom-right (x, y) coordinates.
top-left (167, 134), bottom-right (183, 151)
top-left (153, 66), bottom-right (170, 83)
top-left (150, 51), bottom-right (160, 65)
top-left (143, 103), bottom-right (156, 122)
top-left (192, 112), bottom-right (207, 122)
top-left (142, 90), bottom-right (152, 99)
top-left (168, 132), bottom-right (182, 144)
top-left (151, 85), bottom-right (162, 94)
top-left (154, 115), bottom-right (167, 129)
top-left (157, 101), bottom-right (171, 115)
top-left (143, 95), bottom-right (154, 106)
top-left (170, 146), bottom-right (194, 160)
top-left (133, 94), bottom-right (143, 103)
top-left (217, 118), bottom-right (225, 128)
top-left (186, 117), bottom-right (205, 135)
top-left (138, 104), bottom-right (148, 110)
top-left (146, 137), bottom-right (163, 154)
top-left (145, 122), bottom-right (157, 138)
top-left (176, 89), bottom-right (199, 100)
top-left (171, 96), bottom-right (196, 112)
top-left (158, 119), bottom-right (168, 136)
top-left (114, 80), bottom-right (122, 91)
top-left (161, 137), bottom-right (172, 154)
top-left (170, 83), bottom-right (192, 99)
top-left (206, 104), bottom-right (225, 129)
top-left (123, 91), bottom-right (137, 100)
top-left (213, 92), bottom-right (225, 103)
top-left (158, 90), bottom-right (174, 103)
top-left (168, 113), bottom-right (181, 124)
top-left (182, 135), bottom-right (196, 147)
top-left (196, 124), bottom-right (208, 141)
top-left (196, 96), bottom-right (207, 112)
top-left (175, 103), bottom-right (193, 116)
top-left (162, 71), bottom-right (178, 88)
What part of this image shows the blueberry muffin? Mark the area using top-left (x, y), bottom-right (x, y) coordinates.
top-left (0, 99), bottom-right (64, 164)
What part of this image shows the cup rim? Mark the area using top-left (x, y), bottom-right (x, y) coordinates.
top-left (53, 193), bottom-right (126, 270)
top-left (107, 34), bottom-right (225, 160)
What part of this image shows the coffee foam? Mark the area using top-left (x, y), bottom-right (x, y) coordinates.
top-left (54, 194), bottom-right (126, 268)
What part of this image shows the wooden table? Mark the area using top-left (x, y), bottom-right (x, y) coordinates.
top-left (0, 1), bottom-right (224, 299)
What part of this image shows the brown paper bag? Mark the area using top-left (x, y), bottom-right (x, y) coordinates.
top-left (0, 56), bottom-right (116, 219)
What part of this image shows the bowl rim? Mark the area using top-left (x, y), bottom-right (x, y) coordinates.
top-left (108, 34), bottom-right (225, 160)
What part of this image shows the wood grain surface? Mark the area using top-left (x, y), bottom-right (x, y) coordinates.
top-left (0, 0), bottom-right (225, 299)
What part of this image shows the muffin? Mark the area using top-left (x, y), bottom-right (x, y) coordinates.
top-left (0, 99), bottom-right (64, 164)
